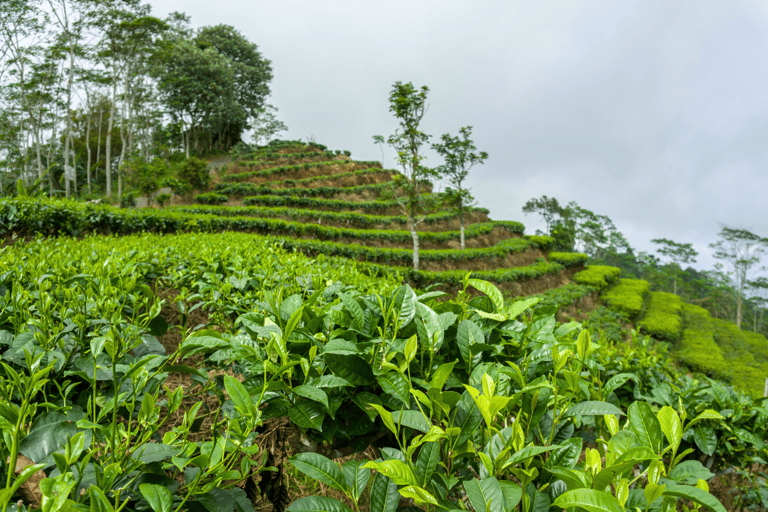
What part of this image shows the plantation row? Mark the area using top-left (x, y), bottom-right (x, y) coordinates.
top-left (170, 203), bottom-right (489, 231)
top-left (571, 264), bottom-right (768, 399)
top-left (237, 194), bottom-right (489, 216)
top-left (221, 160), bottom-right (383, 183)
top-left (213, 179), bottom-right (429, 199)
top-left (0, 232), bottom-right (751, 510)
top-left (1, 197), bottom-right (526, 253)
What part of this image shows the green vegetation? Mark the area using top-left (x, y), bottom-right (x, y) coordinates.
top-left (193, 192), bottom-right (228, 204)
top-left (573, 265), bottom-right (622, 289)
top-left (601, 278), bottom-right (650, 318)
top-left (638, 291), bottom-right (683, 342)
top-left (675, 304), bottom-right (728, 380)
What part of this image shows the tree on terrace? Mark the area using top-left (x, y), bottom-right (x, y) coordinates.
top-left (709, 226), bottom-right (768, 329)
top-left (432, 126), bottom-right (488, 250)
top-left (651, 238), bottom-right (698, 296)
top-left (375, 81), bottom-right (436, 270)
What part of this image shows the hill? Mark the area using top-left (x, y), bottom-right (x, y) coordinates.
top-left (1, 139), bottom-right (767, 510)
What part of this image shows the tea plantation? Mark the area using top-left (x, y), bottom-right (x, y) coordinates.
top-left (0, 140), bottom-right (765, 511)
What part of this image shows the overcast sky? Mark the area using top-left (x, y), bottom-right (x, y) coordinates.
top-left (147, 0), bottom-right (768, 270)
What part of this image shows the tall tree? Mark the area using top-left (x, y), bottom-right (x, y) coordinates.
top-left (154, 38), bottom-right (235, 157)
top-left (432, 126), bottom-right (488, 250)
top-left (375, 81), bottom-right (435, 270)
top-left (651, 238), bottom-right (698, 296)
top-left (709, 226), bottom-right (768, 329)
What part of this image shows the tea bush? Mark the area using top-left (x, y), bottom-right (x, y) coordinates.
top-left (638, 291), bottom-right (683, 342)
top-left (573, 265), bottom-right (621, 289)
top-left (194, 192), bottom-right (228, 205)
top-left (675, 304), bottom-right (728, 381)
top-left (601, 278), bottom-right (650, 318)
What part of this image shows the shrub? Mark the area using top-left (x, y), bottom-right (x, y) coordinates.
top-left (175, 157), bottom-right (211, 191)
top-left (548, 252), bottom-right (588, 267)
top-left (120, 191), bottom-right (137, 209)
top-left (600, 278), bottom-right (649, 318)
top-left (124, 157), bottom-right (170, 202)
top-left (675, 304), bottom-right (728, 381)
top-left (637, 292), bottom-right (682, 342)
top-left (194, 192), bottom-right (228, 205)
top-left (161, 177), bottom-right (191, 196)
top-left (573, 265), bottom-right (621, 289)
top-left (583, 306), bottom-right (629, 343)
top-left (156, 193), bottom-right (172, 208)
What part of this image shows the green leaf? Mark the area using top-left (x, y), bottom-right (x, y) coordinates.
top-left (414, 441), bottom-right (441, 486)
top-left (394, 285), bottom-right (417, 329)
top-left (225, 375), bottom-right (255, 417)
top-left (179, 335), bottom-right (230, 357)
top-left (391, 409), bottom-right (431, 432)
top-left (89, 485), bottom-right (116, 512)
top-left (663, 484), bottom-right (726, 512)
top-left (430, 361), bottom-right (457, 390)
top-left (352, 392), bottom-right (383, 422)
top-left (290, 453), bottom-right (348, 493)
top-left (288, 399), bottom-right (325, 431)
top-left (340, 294), bottom-right (365, 331)
top-left (457, 320), bottom-right (484, 370)
top-left (377, 371), bottom-right (410, 407)
top-left (506, 296), bottom-right (541, 319)
top-left (286, 496), bottom-right (354, 512)
top-left (399, 486), bottom-right (439, 506)
top-left (563, 401), bottom-right (623, 419)
top-left (324, 354), bottom-right (374, 385)
top-left (293, 385), bottom-right (330, 410)
top-left (363, 459), bottom-right (417, 486)
top-left (693, 425), bottom-right (717, 456)
top-left (628, 401), bottom-right (663, 454)
top-left (342, 460), bottom-right (370, 501)
top-left (370, 404), bottom-right (397, 436)
top-left (503, 444), bottom-right (558, 469)
top-left (139, 483), bottom-right (173, 512)
top-left (657, 406), bottom-right (682, 451)
top-left (553, 489), bottom-right (624, 512)
top-left (415, 302), bottom-right (443, 353)
top-left (499, 481), bottom-right (523, 510)
top-left (668, 460), bottom-right (714, 485)
top-left (469, 279), bottom-right (505, 313)
top-left (464, 477), bottom-right (505, 512)
top-left (369, 473), bottom-right (399, 512)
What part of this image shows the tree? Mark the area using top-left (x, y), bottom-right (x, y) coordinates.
top-left (522, 195), bottom-right (565, 235)
top-left (374, 81), bottom-right (436, 270)
top-left (195, 25), bottom-right (272, 150)
top-left (709, 226), bottom-right (768, 329)
top-left (651, 238), bottom-right (698, 296)
top-left (155, 38), bottom-right (235, 157)
top-left (250, 104), bottom-right (287, 146)
top-left (432, 126), bottom-right (487, 250)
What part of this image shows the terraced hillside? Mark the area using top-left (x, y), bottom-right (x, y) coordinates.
top-left (174, 140), bottom-right (588, 295)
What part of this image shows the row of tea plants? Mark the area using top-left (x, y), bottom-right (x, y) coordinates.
top-left (3, 232), bottom-right (765, 510)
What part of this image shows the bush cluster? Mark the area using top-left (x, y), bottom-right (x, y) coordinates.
top-left (637, 291), bottom-right (682, 342)
top-left (573, 265), bottom-right (621, 289)
top-left (194, 192), bottom-right (228, 205)
top-left (547, 252), bottom-right (589, 267)
top-left (600, 278), bottom-right (649, 318)
top-left (675, 304), bottom-right (728, 381)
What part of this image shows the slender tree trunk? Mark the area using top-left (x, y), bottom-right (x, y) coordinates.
top-left (460, 202), bottom-right (466, 250)
top-left (85, 92), bottom-right (92, 193)
top-left (96, 100), bottom-right (103, 183)
top-left (106, 61), bottom-right (117, 197)
top-left (410, 217), bottom-right (419, 271)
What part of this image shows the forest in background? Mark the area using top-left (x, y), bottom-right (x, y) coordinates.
top-left (0, 0), bottom-right (280, 198)
top-left (522, 195), bottom-right (768, 341)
